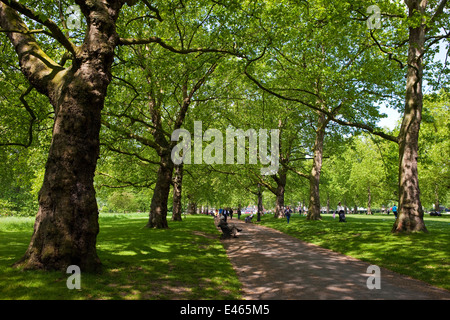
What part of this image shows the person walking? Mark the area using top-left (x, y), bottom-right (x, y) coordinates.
top-left (237, 208), bottom-right (241, 220)
top-left (337, 202), bottom-right (346, 222)
top-left (392, 204), bottom-right (398, 219)
top-left (285, 206), bottom-right (292, 224)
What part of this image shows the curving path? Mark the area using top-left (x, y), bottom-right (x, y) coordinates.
top-left (220, 218), bottom-right (450, 300)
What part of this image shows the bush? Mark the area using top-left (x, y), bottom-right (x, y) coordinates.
top-left (106, 191), bottom-right (140, 213)
top-left (0, 199), bottom-right (18, 217)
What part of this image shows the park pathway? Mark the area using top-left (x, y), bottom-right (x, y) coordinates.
top-left (221, 218), bottom-right (450, 300)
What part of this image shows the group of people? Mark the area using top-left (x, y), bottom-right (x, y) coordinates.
top-left (215, 207), bottom-right (244, 221)
top-left (216, 202), bottom-right (400, 227)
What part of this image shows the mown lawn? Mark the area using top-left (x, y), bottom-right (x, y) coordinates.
top-left (0, 213), bottom-right (242, 300)
top-left (257, 213), bottom-right (450, 291)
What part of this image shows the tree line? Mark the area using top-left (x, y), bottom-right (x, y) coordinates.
top-left (0, 0), bottom-right (448, 271)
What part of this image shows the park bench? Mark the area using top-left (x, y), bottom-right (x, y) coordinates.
top-left (216, 218), bottom-right (242, 239)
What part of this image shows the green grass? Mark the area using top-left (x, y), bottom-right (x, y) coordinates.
top-left (2, 212), bottom-right (449, 299)
top-left (0, 213), bottom-right (242, 300)
top-left (257, 213), bottom-right (450, 291)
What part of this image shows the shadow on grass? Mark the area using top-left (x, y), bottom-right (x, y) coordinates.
top-left (0, 214), bottom-right (241, 300)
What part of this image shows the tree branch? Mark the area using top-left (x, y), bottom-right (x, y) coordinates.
top-left (101, 143), bottom-right (160, 165)
top-left (118, 36), bottom-right (243, 57)
top-left (141, 0), bottom-right (163, 22)
top-left (0, 0), bottom-right (77, 57)
top-left (0, 86), bottom-right (36, 147)
top-left (101, 119), bottom-right (163, 153)
top-left (427, 0), bottom-right (448, 31)
top-left (0, 2), bottom-right (65, 95)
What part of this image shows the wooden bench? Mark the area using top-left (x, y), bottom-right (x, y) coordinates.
top-left (216, 218), bottom-right (242, 239)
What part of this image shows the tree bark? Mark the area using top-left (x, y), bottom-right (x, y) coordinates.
top-left (172, 164), bottom-right (183, 221)
top-left (257, 188), bottom-right (263, 222)
top-left (1, 1), bottom-right (121, 271)
top-left (307, 113), bottom-right (328, 220)
top-left (392, 0), bottom-right (428, 233)
top-left (273, 171), bottom-right (286, 218)
top-left (146, 150), bottom-right (173, 228)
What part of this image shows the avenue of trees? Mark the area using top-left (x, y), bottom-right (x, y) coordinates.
top-left (0, 0), bottom-right (449, 271)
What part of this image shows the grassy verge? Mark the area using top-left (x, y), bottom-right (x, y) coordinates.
top-left (0, 213), bottom-right (241, 300)
top-left (257, 213), bottom-right (450, 291)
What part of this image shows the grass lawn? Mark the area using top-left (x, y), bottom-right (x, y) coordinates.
top-left (0, 213), bottom-right (242, 300)
top-left (257, 213), bottom-right (450, 291)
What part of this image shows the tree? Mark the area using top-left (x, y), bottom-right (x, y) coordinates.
top-left (0, 0), bottom-right (130, 271)
top-left (418, 90), bottom-right (450, 210)
top-left (391, 0), bottom-right (448, 233)
top-left (0, 0), bottom-right (239, 270)
top-left (242, 0), bottom-right (405, 220)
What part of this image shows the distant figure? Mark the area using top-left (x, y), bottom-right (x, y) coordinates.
top-left (337, 202), bottom-right (346, 222)
top-left (392, 204), bottom-right (398, 219)
top-left (237, 208), bottom-right (241, 220)
top-left (229, 208), bottom-right (233, 219)
top-left (284, 206), bottom-right (292, 224)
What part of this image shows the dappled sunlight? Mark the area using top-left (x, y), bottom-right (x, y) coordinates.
top-left (225, 216), bottom-right (450, 299)
top-left (0, 214), bottom-right (241, 300)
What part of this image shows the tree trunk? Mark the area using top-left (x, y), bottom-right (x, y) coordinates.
top-left (434, 183), bottom-right (440, 212)
top-left (146, 151), bottom-right (173, 229)
top-left (187, 196), bottom-right (197, 215)
top-left (367, 185), bottom-right (372, 215)
top-left (257, 189), bottom-right (263, 222)
top-left (392, 1), bottom-right (428, 233)
top-left (1, 1), bottom-right (121, 271)
top-left (307, 113), bottom-right (328, 220)
top-left (18, 79), bottom-right (104, 271)
top-left (273, 171), bottom-right (286, 218)
top-left (326, 193), bottom-right (330, 215)
top-left (172, 164), bottom-right (183, 221)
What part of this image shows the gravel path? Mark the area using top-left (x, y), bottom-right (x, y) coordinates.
top-left (220, 218), bottom-right (450, 300)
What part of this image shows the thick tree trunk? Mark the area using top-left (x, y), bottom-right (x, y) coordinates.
top-left (307, 113), bottom-right (328, 220)
top-left (172, 164), bottom-right (183, 221)
top-left (1, 1), bottom-right (121, 271)
top-left (275, 191), bottom-right (285, 218)
top-left (147, 151), bottom-right (174, 228)
top-left (392, 1), bottom-right (427, 233)
top-left (16, 74), bottom-right (104, 271)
